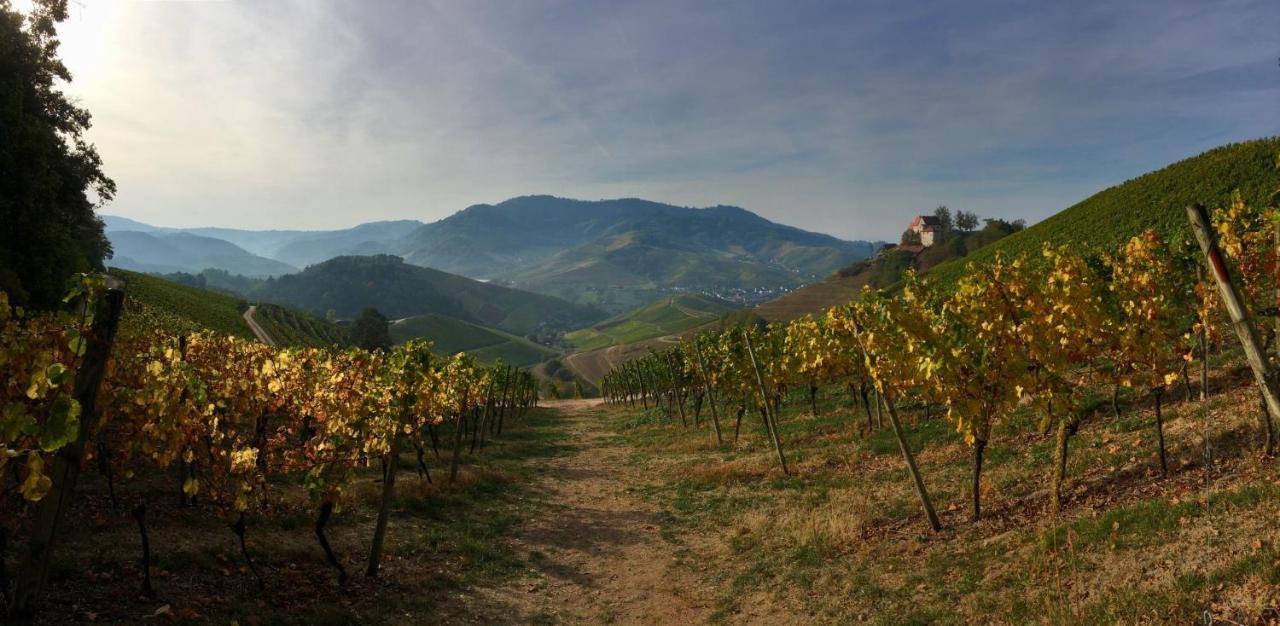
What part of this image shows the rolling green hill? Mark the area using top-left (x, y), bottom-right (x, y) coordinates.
top-left (253, 304), bottom-right (350, 348)
top-left (110, 268), bottom-right (350, 347)
top-left (252, 255), bottom-right (605, 338)
top-left (756, 138), bottom-right (1280, 321)
top-left (926, 137), bottom-right (1280, 287)
top-left (756, 219), bottom-right (1024, 322)
top-left (389, 313), bottom-right (558, 367)
top-left (111, 268), bottom-right (254, 339)
top-left (566, 293), bottom-right (739, 352)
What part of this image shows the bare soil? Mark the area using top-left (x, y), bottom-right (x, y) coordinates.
top-left (469, 398), bottom-right (717, 625)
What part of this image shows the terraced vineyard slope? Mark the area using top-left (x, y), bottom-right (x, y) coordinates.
top-left (566, 293), bottom-right (738, 352)
top-left (927, 137), bottom-right (1280, 287)
top-left (110, 268), bottom-right (350, 347)
top-left (390, 313), bottom-right (558, 367)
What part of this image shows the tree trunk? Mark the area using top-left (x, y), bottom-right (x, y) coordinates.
top-left (1259, 388), bottom-right (1275, 457)
top-left (1154, 387), bottom-right (1168, 476)
top-left (315, 501), bottom-right (347, 584)
top-left (1180, 361), bottom-right (1194, 403)
top-left (854, 384), bottom-right (873, 435)
top-left (1050, 420), bottom-right (1073, 517)
top-left (13, 286), bottom-right (124, 619)
top-left (414, 443), bottom-right (432, 484)
top-left (495, 367), bottom-right (511, 436)
top-left (809, 384), bottom-right (818, 416)
top-left (450, 409), bottom-right (466, 481)
top-left (1, 527), bottom-right (8, 609)
top-left (972, 438), bottom-right (987, 522)
top-left (97, 441), bottom-right (118, 509)
top-left (1200, 321), bottom-right (1209, 401)
top-left (131, 503), bottom-right (154, 597)
top-left (1111, 384), bottom-right (1121, 419)
top-left (426, 423), bottom-right (441, 458)
top-left (733, 404), bottom-right (745, 442)
top-left (694, 344), bottom-right (723, 445)
top-left (675, 387), bottom-right (688, 427)
top-left (368, 441), bottom-right (399, 578)
top-left (232, 511), bottom-right (264, 589)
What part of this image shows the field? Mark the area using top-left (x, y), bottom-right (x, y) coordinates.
top-left (754, 273), bottom-right (872, 323)
top-left (109, 268), bottom-right (254, 339)
top-left (111, 268), bottom-right (352, 348)
top-left (566, 293), bottom-right (737, 352)
top-left (391, 313), bottom-right (559, 367)
top-left (27, 408), bottom-right (573, 625)
top-left (252, 303), bottom-right (350, 348)
top-left (599, 351), bottom-right (1280, 623)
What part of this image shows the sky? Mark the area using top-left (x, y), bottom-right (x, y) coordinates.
top-left (32, 0), bottom-right (1280, 241)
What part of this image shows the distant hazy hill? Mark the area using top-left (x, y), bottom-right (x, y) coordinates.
top-left (107, 230), bottom-right (298, 277)
top-left (104, 197), bottom-right (878, 315)
top-left (269, 221), bottom-right (422, 267)
top-left (252, 254), bottom-right (604, 337)
top-left (396, 196), bottom-right (878, 311)
top-left (102, 216), bottom-right (423, 267)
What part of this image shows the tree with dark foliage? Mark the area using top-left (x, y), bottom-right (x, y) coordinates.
top-left (955, 210), bottom-right (979, 232)
top-left (932, 205), bottom-right (954, 231)
top-left (351, 307), bottom-right (392, 352)
top-left (0, 0), bottom-right (115, 309)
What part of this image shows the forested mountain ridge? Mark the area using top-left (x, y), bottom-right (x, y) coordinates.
top-left (250, 254), bottom-right (604, 338)
top-left (399, 196), bottom-right (877, 281)
top-left (106, 197), bottom-right (879, 315)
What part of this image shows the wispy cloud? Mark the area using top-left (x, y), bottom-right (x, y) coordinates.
top-left (62, 0), bottom-right (1279, 239)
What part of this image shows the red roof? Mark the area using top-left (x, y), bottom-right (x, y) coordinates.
top-left (910, 215), bottom-right (942, 229)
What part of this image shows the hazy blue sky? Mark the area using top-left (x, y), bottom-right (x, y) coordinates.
top-left (46, 0), bottom-right (1280, 240)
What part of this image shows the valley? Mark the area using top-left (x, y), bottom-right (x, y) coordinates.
top-left (95, 138), bottom-right (1280, 395)
top-left (5, 1), bottom-right (1278, 623)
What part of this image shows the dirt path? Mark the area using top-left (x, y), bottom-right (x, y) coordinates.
top-left (471, 398), bottom-right (714, 624)
top-left (242, 304), bottom-right (275, 346)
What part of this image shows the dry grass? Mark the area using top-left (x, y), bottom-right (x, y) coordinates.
top-left (609, 356), bottom-right (1280, 624)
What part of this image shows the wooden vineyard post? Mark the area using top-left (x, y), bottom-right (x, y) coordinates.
top-left (1275, 220), bottom-right (1280, 365)
top-left (742, 329), bottom-right (789, 475)
top-left (1187, 203), bottom-right (1280, 449)
top-left (694, 342), bottom-right (724, 445)
top-left (14, 280), bottom-right (125, 620)
top-left (849, 316), bottom-right (941, 533)
top-left (1198, 265), bottom-right (1209, 401)
top-left (668, 352), bottom-right (688, 427)
top-left (879, 390), bottom-right (942, 531)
